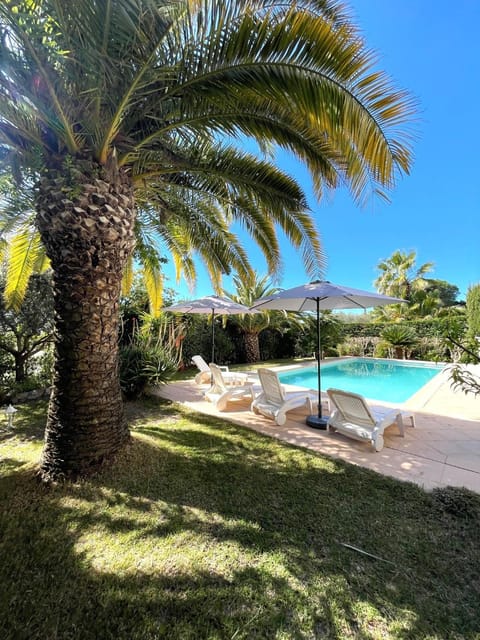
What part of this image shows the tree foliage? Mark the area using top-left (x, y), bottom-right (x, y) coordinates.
top-left (466, 284), bottom-right (480, 340)
top-left (0, 272), bottom-right (54, 383)
top-left (0, 0), bottom-right (417, 303)
top-left (0, 0), bottom-right (416, 477)
top-left (227, 272), bottom-right (284, 362)
top-left (374, 250), bottom-right (460, 320)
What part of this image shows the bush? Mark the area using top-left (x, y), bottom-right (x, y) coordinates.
top-left (338, 336), bottom-right (380, 357)
top-left (466, 284), bottom-right (480, 341)
top-left (293, 313), bottom-right (344, 359)
top-left (119, 316), bottom-right (182, 399)
top-left (260, 327), bottom-right (296, 361)
top-left (119, 338), bottom-right (179, 399)
top-left (409, 336), bottom-right (447, 362)
top-left (380, 324), bottom-right (417, 359)
top-left (373, 340), bottom-right (391, 358)
top-left (181, 316), bottom-right (238, 365)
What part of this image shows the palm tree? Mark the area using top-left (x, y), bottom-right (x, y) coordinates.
top-left (0, 1), bottom-right (415, 479)
top-left (374, 250), bottom-right (434, 302)
top-left (380, 324), bottom-right (417, 359)
top-left (227, 273), bottom-right (282, 363)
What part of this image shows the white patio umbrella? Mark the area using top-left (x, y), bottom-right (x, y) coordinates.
top-left (250, 281), bottom-right (405, 429)
top-left (163, 295), bottom-right (252, 363)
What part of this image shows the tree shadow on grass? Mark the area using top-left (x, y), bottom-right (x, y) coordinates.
top-left (1, 402), bottom-right (480, 639)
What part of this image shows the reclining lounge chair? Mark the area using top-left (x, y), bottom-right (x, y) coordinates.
top-left (192, 355), bottom-right (248, 386)
top-left (326, 387), bottom-right (415, 452)
top-left (251, 368), bottom-right (316, 426)
top-left (205, 363), bottom-right (257, 411)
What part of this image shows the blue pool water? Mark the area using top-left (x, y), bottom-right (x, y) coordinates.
top-left (277, 358), bottom-right (443, 403)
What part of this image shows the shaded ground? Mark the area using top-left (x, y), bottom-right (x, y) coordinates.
top-left (1, 398), bottom-right (480, 639)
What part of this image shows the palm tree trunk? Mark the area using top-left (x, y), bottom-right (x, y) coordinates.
top-left (244, 332), bottom-right (260, 363)
top-left (35, 158), bottom-right (136, 479)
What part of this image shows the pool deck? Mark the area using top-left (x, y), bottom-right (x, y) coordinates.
top-left (150, 362), bottom-right (480, 494)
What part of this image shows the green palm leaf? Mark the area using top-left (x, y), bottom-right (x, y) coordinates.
top-left (4, 226), bottom-right (46, 311)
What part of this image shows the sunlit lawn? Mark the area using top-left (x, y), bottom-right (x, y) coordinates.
top-left (1, 398), bottom-right (480, 639)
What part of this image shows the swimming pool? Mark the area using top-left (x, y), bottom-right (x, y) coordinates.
top-left (277, 358), bottom-right (443, 403)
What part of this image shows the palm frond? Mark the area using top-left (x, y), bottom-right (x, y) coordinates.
top-left (143, 261), bottom-right (164, 318)
top-left (4, 225), bottom-right (44, 310)
top-left (122, 254), bottom-right (135, 297)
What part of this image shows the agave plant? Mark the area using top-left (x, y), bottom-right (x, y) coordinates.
top-left (119, 315), bottom-right (182, 399)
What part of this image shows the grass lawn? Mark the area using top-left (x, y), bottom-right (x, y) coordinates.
top-left (1, 398), bottom-right (480, 639)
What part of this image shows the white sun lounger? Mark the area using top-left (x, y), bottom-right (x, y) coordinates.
top-left (191, 355), bottom-right (248, 386)
top-left (251, 368), bottom-right (316, 426)
top-left (326, 387), bottom-right (415, 452)
top-left (205, 363), bottom-right (257, 411)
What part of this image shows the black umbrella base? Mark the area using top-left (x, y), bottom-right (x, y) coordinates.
top-left (306, 415), bottom-right (329, 430)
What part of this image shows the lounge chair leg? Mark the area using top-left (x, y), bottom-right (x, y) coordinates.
top-left (306, 397), bottom-right (313, 414)
top-left (396, 414), bottom-right (405, 437)
top-left (373, 434), bottom-right (384, 452)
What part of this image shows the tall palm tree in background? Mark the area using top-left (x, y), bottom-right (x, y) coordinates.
top-left (373, 250), bottom-right (462, 320)
top-left (0, 0), bottom-right (415, 479)
top-left (374, 250), bottom-right (434, 302)
top-left (228, 273), bottom-right (282, 362)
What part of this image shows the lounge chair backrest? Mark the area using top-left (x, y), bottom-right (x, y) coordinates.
top-left (327, 388), bottom-right (375, 427)
top-left (258, 368), bottom-right (286, 405)
top-left (192, 355), bottom-right (209, 373)
top-left (209, 363), bottom-right (227, 392)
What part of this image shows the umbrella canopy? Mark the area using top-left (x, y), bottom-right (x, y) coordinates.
top-left (163, 295), bottom-right (251, 363)
top-left (250, 281), bottom-right (405, 429)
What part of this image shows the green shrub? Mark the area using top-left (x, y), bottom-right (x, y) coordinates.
top-left (119, 338), bottom-right (179, 399)
top-left (409, 337), bottom-right (447, 362)
top-left (337, 336), bottom-right (380, 357)
top-left (119, 315), bottom-right (182, 399)
top-left (466, 284), bottom-right (480, 341)
top-left (373, 340), bottom-right (391, 358)
top-left (260, 327), bottom-right (296, 361)
top-left (380, 324), bottom-right (417, 359)
top-left (338, 337), bottom-right (367, 356)
top-left (323, 346), bottom-right (339, 357)
top-left (181, 315), bottom-right (238, 365)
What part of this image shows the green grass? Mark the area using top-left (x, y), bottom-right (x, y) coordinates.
top-left (1, 399), bottom-right (480, 639)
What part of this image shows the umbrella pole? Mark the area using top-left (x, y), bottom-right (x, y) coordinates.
top-left (211, 310), bottom-right (215, 363)
top-left (306, 298), bottom-right (328, 430)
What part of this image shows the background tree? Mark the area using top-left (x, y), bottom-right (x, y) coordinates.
top-left (466, 284), bottom-right (480, 342)
top-left (228, 273), bottom-right (282, 363)
top-left (426, 279), bottom-right (461, 308)
top-left (294, 311), bottom-right (344, 358)
top-left (372, 250), bottom-right (461, 320)
top-left (374, 250), bottom-right (434, 301)
top-left (0, 0), bottom-right (414, 479)
top-left (0, 272), bottom-right (54, 384)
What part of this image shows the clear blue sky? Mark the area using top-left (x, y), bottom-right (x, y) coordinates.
top-left (165, 0), bottom-right (479, 302)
